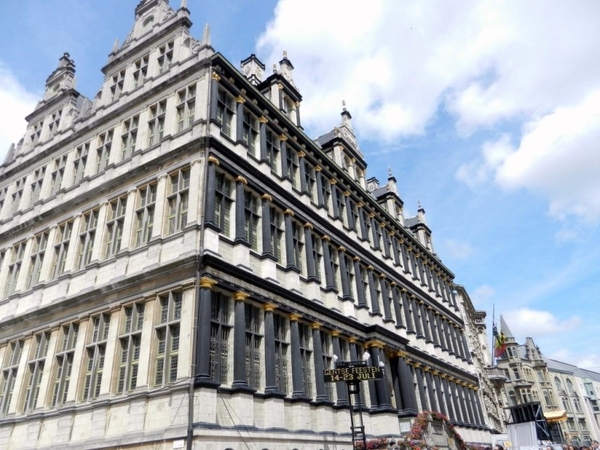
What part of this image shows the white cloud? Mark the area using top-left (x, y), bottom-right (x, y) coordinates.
top-left (461, 91), bottom-right (600, 223)
top-left (258, 0), bottom-right (600, 223)
top-left (443, 239), bottom-right (475, 260)
top-left (257, 1), bottom-right (600, 136)
top-left (470, 284), bottom-right (495, 306)
top-left (504, 308), bottom-right (581, 338)
top-left (0, 64), bottom-right (39, 163)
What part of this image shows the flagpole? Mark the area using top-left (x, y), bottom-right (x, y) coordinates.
top-left (491, 304), bottom-right (496, 367)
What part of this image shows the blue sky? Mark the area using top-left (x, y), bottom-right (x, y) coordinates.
top-left (1, 0), bottom-right (599, 370)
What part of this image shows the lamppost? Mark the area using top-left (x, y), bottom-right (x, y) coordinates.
top-left (324, 351), bottom-right (385, 449)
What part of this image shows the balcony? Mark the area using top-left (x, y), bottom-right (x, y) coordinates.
top-left (512, 378), bottom-right (534, 389)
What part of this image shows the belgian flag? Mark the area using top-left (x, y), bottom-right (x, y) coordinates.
top-left (493, 325), bottom-right (507, 358)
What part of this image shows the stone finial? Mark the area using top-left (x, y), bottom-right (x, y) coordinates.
top-left (202, 23), bottom-right (211, 46)
top-left (113, 38), bottom-right (119, 53)
top-left (180, 0), bottom-right (188, 9)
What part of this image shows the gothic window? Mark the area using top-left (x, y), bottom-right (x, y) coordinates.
top-left (135, 184), bottom-right (156, 247)
top-left (121, 115), bottom-right (138, 160)
top-left (29, 166), bottom-right (46, 206)
top-left (157, 41), bottom-right (174, 74)
top-left (95, 129), bottom-right (113, 173)
top-left (50, 154), bottom-right (68, 196)
top-left (30, 122), bottom-right (42, 147)
top-left (274, 314), bottom-right (289, 394)
top-left (53, 221), bottom-right (73, 278)
top-left (210, 292), bottom-right (232, 384)
top-left (176, 84), bottom-right (196, 132)
top-left (28, 232), bottom-right (49, 288)
top-left (105, 196), bottom-right (127, 258)
top-left (298, 323), bottom-right (313, 397)
top-left (285, 146), bottom-right (299, 187)
top-left (214, 172), bottom-right (233, 237)
top-left (155, 292), bottom-right (182, 386)
top-left (270, 207), bottom-right (284, 263)
top-left (72, 142), bottom-right (89, 185)
top-left (242, 109), bottom-right (259, 156)
top-left (167, 168), bottom-right (190, 234)
top-left (11, 176), bottom-right (25, 215)
top-left (132, 55), bottom-right (149, 89)
top-left (147, 100), bottom-right (166, 147)
top-left (304, 163), bottom-right (316, 203)
top-left (110, 70), bottom-right (125, 102)
top-left (245, 303), bottom-right (263, 390)
top-left (310, 233), bottom-right (322, 281)
top-left (0, 340), bottom-right (23, 416)
top-left (77, 209), bottom-right (99, 269)
top-left (6, 241), bottom-right (25, 296)
top-left (244, 191), bottom-right (261, 251)
top-left (82, 314), bottom-right (110, 401)
top-left (48, 109), bottom-right (62, 136)
top-left (117, 303), bottom-right (144, 394)
top-left (23, 332), bottom-right (50, 412)
top-left (291, 220), bottom-right (304, 272)
top-left (216, 89), bottom-right (234, 137)
top-left (51, 323), bottom-right (79, 407)
top-left (265, 130), bottom-right (280, 174)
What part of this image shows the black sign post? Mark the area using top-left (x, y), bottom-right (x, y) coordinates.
top-left (324, 360), bottom-right (383, 449)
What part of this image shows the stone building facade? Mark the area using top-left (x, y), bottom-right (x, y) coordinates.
top-left (0, 1), bottom-right (493, 448)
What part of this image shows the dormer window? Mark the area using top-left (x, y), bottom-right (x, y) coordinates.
top-left (142, 16), bottom-right (154, 32)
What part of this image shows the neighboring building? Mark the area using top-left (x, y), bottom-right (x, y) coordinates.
top-left (454, 286), bottom-right (507, 434)
top-left (0, 1), bottom-right (493, 449)
top-left (496, 318), bottom-right (600, 445)
top-left (545, 358), bottom-right (600, 446)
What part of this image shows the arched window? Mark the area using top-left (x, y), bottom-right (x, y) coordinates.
top-left (566, 378), bottom-right (574, 393)
top-left (554, 377), bottom-right (563, 392)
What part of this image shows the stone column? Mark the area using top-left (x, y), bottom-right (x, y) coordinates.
top-left (415, 366), bottom-right (429, 410)
top-left (259, 117), bottom-right (268, 163)
top-left (312, 323), bottom-right (329, 403)
top-left (263, 303), bottom-right (280, 395)
top-left (380, 276), bottom-right (392, 321)
top-left (195, 277), bottom-right (218, 384)
top-left (433, 373), bottom-right (448, 416)
top-left (315, 166), bottom-right (325, 208)
top-left (232, 291), bottom-right (250, 391)
top-left (338, 247), bottom-right (352, 300)
top-left (205, 157), bottom-right (219, 226)
top-left (442, 377), bottom-right (456, 421)
top-left (358, 204), bottom-right (368, 241)
top-left (344, 191), bottom-right (354, 230)
top-left (402, 290), bottom-right (415, 334)
top-left (234, 176), bottom-right (248, 244)
top-left (397, 353), bottom-right (418, 415)
top-left (261, 194), bottom-right (273, 257)
top-left (425, 369), bottom-right (438, 412)
top-left (332, 332), bottom-right (348, 406)
top-left (391, 284), bottom-right (404, 328)
top-left (290, 314), bottom-right (306, 399)
top-left (322, 236), bottom-right (336, 291)
top-left (235, 97), bottom-right (245, 143)
top-left (354, 258), bottom-right (367, 308)
top-left (303, 223), bottom-right (317, 281)
top-left (367, 266), bottom-right (380, 315)
top-left (284, 209), bottom-right (296, 270)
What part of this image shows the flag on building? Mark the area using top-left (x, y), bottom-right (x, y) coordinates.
top-left (493, 324), bottom-right (507, 358)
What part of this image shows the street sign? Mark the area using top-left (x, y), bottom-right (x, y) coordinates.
top-left (323, 365), bottom-right (384, 382)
